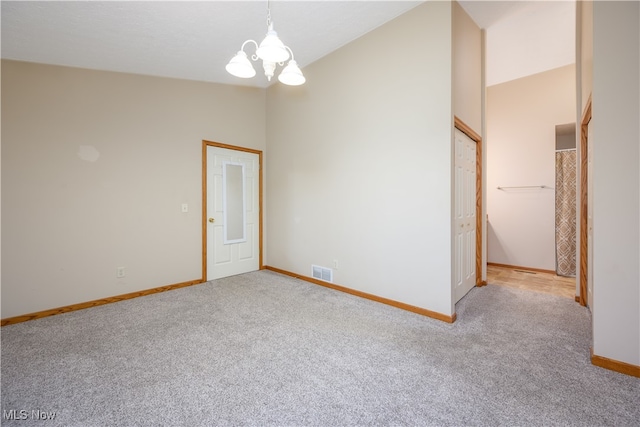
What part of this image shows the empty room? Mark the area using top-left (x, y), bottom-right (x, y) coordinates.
top-left (2, 1), bottom-right (638, 425)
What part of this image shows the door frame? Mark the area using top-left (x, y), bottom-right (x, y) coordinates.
top-left (579, 96), bottom-right (592, 306)
top-left (202, 140), bottom-right (263, 281)
top-left (454, 116), bottom-right (485, 287)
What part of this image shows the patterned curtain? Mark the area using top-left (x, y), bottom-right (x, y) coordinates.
top-left (555, 150), bottom-right (577, 276)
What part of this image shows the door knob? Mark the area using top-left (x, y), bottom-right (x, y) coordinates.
top-left (209, 218), bottom-right (215, 223)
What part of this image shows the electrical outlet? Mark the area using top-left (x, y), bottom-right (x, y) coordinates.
top-left (116, 267), bottom-right (126, 278)
top-left (181, 203), bottom-right (189, 213)
top-left (333, 259), bottom-right (339, 269)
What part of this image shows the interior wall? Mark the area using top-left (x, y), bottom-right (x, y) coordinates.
top-left (453, 1), bottom-right (482, 134)
top-left (1, 60), bottom-right (266, 319)
top-left (591, 0), bottom-right (640, 366)
top-left (556, 125), bottom-right (577, 150)
top-left (580, 0), bottom-right (593, 114)
top-left (265, 1), bottom-right (455, 316)
top-left (485, 0), bottom-right (576, 87)
top-left (453, 0), bottom-right (483, 287)
top-left (486, 64), bottom-right (576, 271)
top-left (575, 0), bottom-right (593, 297)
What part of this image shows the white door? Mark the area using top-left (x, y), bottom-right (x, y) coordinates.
top-left (587, 121), bottom-right (593, 307)
top-left (454, 128), bottom-right (477, 302)
top-left (206, 145), bottom-right (260, 280)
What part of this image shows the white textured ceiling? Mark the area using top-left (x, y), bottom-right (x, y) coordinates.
top-left (1, 1), bottom-right (575, 88)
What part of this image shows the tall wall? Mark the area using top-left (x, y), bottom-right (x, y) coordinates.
top-left (1, 60), bottom-right (266, 318)
top-left (485, 0), bottom-right (575, 87)
top-left (486, 64), bottom-right (576, 271)
top-left (591, 0), bottom-right (640, 366)
top-left (579, 0), bottom-right (593, 115)
top-left (265, 1), bottom-right (455, 316)
top-left (575, 0), bottom-right (593, 298)
top-left (453, 1), bottom-right (482, 134)
top-left (453, 0), bottom-right (484, 283)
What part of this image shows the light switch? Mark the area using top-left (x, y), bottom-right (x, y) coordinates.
top-left (181, 203), bottom-right (189, 213)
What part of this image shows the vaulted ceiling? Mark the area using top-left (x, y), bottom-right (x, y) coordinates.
top-left (1, 1), bottom-right (575, 88)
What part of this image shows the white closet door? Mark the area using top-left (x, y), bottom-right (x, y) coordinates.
top-left (454, 128), bottom-right (477, 303)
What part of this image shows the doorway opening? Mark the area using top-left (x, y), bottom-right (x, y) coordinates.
top-left (454, 116), bottom-right (485, 305)
top-left (578, 96), bottom-right (592, 307)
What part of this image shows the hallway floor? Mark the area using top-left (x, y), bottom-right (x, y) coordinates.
top-left (486, 264), bottom-right (576, 299)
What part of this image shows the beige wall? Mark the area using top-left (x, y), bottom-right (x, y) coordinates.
top-left (265, 1), bottom-right (456, 316)
top-left (453, 1), bottom-right (482, 134)
top-left (579, 0), bottom-right (593, 115)
top-left (575, 0), bottom-right (592, 298)
top-left (485, 0), bottom-right (575, 87)
top-left (453, 0), bottom-right (484, 283)
top-left (486, 64), bottom-right (576, 271)
top-left (1, 60), bottom-right (266, 318)
top-left (591, 1), bottom-right (640, 366)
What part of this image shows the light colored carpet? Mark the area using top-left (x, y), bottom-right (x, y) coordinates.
top-left (1, 270), bottom-right (639, 426)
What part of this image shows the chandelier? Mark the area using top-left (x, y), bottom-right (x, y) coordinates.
top-left (225, 3), bottom-right (305, 86)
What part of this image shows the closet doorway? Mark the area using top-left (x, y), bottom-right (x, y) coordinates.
top-left (454, 117), bottom-right (484, 303)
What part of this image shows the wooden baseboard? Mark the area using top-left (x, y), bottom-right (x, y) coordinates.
top-left (1, 278), bottom-right (205, 327)
top-left (488, 262), bottom-right (556, 275)
top-left (264, 265), bottom-right (456, 323)
top-left (591, 349), bottom-right (640, 378)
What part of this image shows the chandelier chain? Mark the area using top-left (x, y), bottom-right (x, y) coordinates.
top-left (266, 0), bottom-right (272, 27)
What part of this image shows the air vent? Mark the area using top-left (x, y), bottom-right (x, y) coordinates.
top-left (312, 265), bottom-right (333, 283)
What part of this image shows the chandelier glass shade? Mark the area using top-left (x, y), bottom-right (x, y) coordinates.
top-left (225, 50), bottom-right (256, 79)
top-left (256, 24), bottom-right (290, 63)
top-left (226, 10), bottom-right (305, 86)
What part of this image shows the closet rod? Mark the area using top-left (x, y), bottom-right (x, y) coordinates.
top-left (497, 185), bottom-right (547, 190)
